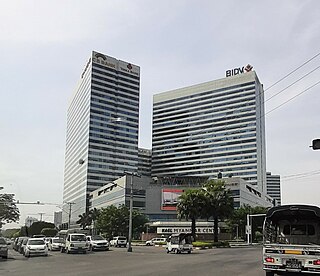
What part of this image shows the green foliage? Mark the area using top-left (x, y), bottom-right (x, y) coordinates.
top-left (28, 221), bottom-right (55, 237)
top-left (95, 205), bottom-right (148, 239)
top-left (2, 228), bottom-right (20, 238)
top-left (177, 189), bottom-right (207, 242)
top-left (77, 208), bottom-right (101, 230)
top-left (192, 241), bottom-right (230, 248)
top-left (0, 194), bottom-right (20, 228)
top-left (202, 179), bottom-right (234, 242)
top-left (41, 228), bottom-right (58, 237)
top-left (227, 205), bottom-right (268, 240)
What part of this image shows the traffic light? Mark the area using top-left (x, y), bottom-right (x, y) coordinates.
top-left (311, 139), bottom-right (320, 150)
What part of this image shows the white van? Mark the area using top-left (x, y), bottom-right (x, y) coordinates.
top-left (61, 233), bottom-right (88, 254)
top-left (145, 238), bottom-right (167, 246)
top-left (110, 236), bottom-right (127, 247)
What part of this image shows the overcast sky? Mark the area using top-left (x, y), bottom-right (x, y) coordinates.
top-left (1, 0), bottom-right (320, 228)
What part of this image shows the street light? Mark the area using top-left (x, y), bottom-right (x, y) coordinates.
top-left (124, 171), bottom-right (141, 252)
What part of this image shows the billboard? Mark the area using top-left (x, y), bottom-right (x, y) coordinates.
top-left (161, 189), bottom-right (184, 210)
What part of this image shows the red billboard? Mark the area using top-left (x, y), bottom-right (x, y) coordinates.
top-left (161, 189), bottom-right (184, 210)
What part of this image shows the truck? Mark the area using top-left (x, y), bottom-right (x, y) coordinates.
top-left (58, 229), bottom-right (89, 254)
top-left (263, 204), bottom-right (320, 275)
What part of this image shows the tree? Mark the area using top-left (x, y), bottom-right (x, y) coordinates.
top-left (228, 205), bottom-right (268, 240)
top-left (202, 179), bottom-right (234, 242)
top-left (90, 208), bottom-right (100, 234)
top-left (132, 209), bottom-right (149, 239)
top-left (177, 189), bottom-right (207, 242)
top-left (0, 194), bottom-right (20, 228)
top-left (41, 228), bottom-right (58, 237)
top-left (77, 212), bottom-right (92, 230)
top-left (95, 205), bottom-right (148, 239)
top-left (28, 221), bottom-right (55, 237)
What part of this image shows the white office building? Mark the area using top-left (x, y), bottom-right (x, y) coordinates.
top-left (63, 51), bottom-right (140, 226)
top-left (266, 172), bottom-right (281, 205)
top-left (152, 70), bottom-right (267, 192)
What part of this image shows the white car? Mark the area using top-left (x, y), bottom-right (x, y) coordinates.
top-left (24, 238), bottom-right (48, 258)
top-left (145, 238), bottom-right (167, 246)
top-left (86, 235), bottom-right (109, 251)
top-left (48, 237), bottom-right (64, 251)
top-left (110, 236), bottom-right (127, 247)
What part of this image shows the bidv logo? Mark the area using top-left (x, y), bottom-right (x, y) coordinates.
top-left (226, 64), bottom-right (253, 77)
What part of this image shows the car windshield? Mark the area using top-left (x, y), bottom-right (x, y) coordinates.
top-left (28, 240), bottom-right (45, 245)
top-left (52, 238), bottom-right (63, 243)
top-left (92, 236), bottom-right (104, 240)
top-left (118, 237), bottom-right (126, 240)
top-left (71, 235), bottom-right (86, 242)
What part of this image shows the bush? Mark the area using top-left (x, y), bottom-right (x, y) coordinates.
top-left (192, 241), bottom-right (230, 248)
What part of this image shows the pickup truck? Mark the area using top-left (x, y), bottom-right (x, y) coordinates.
top-left (263, 205), bottom-right (320, 275)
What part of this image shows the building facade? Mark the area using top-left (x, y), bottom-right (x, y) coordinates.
top-left (138, 148), bottom-right (152, 177)
top-left (63, 51), bottom-right (140, 226)
top-left (152, 71), bottom-right (267, 192)
top-left (266, 172), bottom-right (281, 205)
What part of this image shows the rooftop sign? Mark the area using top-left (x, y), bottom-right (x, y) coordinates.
top-left (226, 64), bottom-right (253, 77)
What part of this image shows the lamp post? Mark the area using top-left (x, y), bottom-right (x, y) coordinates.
top-left (124, 171), bottom-right (141, 252)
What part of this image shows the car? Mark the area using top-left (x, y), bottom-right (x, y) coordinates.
top-left (19, 237), bottom-right (29, 255)
top-left (0, 237), bottom-right (8, 259)
top-left (145, 237), bottom-right (167, 246)
top-left (16, 237), bottom-right (28, 253)
top-left (109, 236), bottom-right (127, 247)
top-left (86, 235), bottom-right (109, 251)
top-left (60, 233), bottom-right (88, 254)
top-left (48, 237), bottom-right (64, 251)
top-left (24, 238), bottom-right (48, 258)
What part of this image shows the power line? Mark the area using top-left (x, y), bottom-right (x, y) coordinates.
top-left (282, 169), bottom-right (320, 178)
top-left (264, 64), bottom-right (320, 103)
top-left (264, 51), bottom-right (320, 91)
top-left (264, 80), bottom-right (320, 117)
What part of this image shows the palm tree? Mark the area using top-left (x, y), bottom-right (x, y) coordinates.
top-left (177, 188), bottom-right (207, 242)
top-left (89, 208), bottom-right (100, 235)
top-left (202, 179), bottom-right (234, 242)
top-left (76, 212), bottom-right (92, 230)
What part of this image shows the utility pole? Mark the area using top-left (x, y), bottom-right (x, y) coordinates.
top-left (124, 171), bottom-right (141, 252)
top-left (66, 202), bottom-right (76, 229)
top-left (38, 212), bottom-right (45, 221)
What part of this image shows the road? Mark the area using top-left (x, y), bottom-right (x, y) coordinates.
top-left (1, 245), bottom-right (266, 276)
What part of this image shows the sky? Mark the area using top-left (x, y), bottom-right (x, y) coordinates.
top-left (1, 0), bottom-right (320, 229)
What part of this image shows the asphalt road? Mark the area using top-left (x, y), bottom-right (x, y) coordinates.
top-left (1, 245), bottom-right (267, 276)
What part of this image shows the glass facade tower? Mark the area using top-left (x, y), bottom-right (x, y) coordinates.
top-left (152, 71), bottom-right (266, 192)
top-left (63, 51), bottom-right (140, 226)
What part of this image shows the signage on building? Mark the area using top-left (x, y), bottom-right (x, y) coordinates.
top-left (226, 64), bottom-right (253, 77)
top-left (161, 189), bottom-right (184, 210)
top-left (91, 51), bottom-right (140, 77)
top-left (157, 227), bottom-right (214, 234)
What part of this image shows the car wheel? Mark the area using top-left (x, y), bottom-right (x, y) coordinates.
top-left (188, 250), bottom-right (191, 254)
top-left (265, 272), bottom-right (274, 276)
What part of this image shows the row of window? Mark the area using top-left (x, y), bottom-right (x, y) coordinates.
top-left (92, 63), bottom-right (140, 81)
top-left (152, 149), bottom-right (257, 164)
top-left (153, 81), bottom-right (255, 109)
top-left (92, 85), bottom-right (139, 102)
top-left (92, 68), bottom-right (140, 86)
top-left (153, 129), bottom-right (256, 147)
top-left (153, 123), bottom-right (256, 142)
top-left (92, 73), bottom-right (139, 91)
top-left (91, 94), bottom-right (139, 112)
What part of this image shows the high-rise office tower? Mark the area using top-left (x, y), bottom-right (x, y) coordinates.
top-left (152, 70), bottom-right (266, 192)
top-left (266, 172), bottom-right (281, 205)
top-left (63, 51), bottom-right (140, 226)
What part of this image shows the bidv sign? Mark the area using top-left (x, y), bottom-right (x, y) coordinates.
top-left (226, 64), bottom-right (253, 77)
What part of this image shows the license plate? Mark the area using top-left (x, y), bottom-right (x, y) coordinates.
top-left (286, 259), bottom-right (301, 269)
